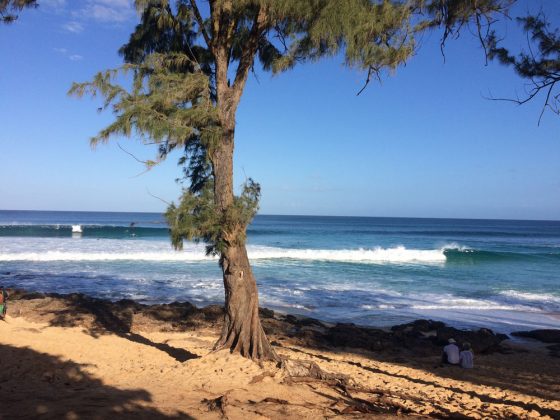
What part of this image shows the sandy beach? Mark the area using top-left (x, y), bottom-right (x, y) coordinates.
top-left (0, 291), bottom-right (559, 419)
top-left (3, 1), bottom-right (560, 419)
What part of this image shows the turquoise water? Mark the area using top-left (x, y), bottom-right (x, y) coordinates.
top-left (0, 210), bottom-right (559, 333)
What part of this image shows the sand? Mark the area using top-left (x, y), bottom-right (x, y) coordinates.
top-left (0, 296), bottom-right (559, 419)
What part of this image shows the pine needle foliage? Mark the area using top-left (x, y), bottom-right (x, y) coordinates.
top-left (413, 0), bottom-right (513, 53)
top-left (69, 0), bottom-right (516, 361)
top-left (71, 0), bottom-right (513, 258)
top-left (166, 178), bottom-right (261, 256)
top-left (1, 0), bottom-right (37, 24)
top-left (69, 53), bottom-right (220, 167)
top-left (488, 13), bottom-right (560, 122)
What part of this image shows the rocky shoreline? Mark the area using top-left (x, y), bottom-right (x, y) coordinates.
top-left (6, 289), bottom-right (559, 358)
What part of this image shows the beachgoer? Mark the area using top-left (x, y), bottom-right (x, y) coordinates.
top-left (0, 287), bottom-right (8, 319)
top-left (459, 342), bottom-right (474, 368)
top-left (442, 338), bottom-right (460, 365)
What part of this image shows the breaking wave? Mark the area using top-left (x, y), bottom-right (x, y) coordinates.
top-left (0, 243), bottom-right (447, 264)
top-left (1, 236), bottom-right (557, 265)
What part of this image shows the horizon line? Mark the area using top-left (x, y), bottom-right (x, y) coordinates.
top-left (1, 209), bottom-right (558, 223)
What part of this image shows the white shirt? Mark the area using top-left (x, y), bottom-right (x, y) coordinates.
top-left (443, 343), bottom-right (460, 364)
top-left (460, 350), bottom-right (474, 368)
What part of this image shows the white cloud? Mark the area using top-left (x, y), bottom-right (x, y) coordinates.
top-left (75, 0), bottom-right (135, 23)
top-left (62, 21), bottom-right (84, 33)
top-left (45, 0), bottom-right (135, 32)
top-left (96, 0), bottom-right (131, 8)
top-left (53, 47), bottom-right (84, 61)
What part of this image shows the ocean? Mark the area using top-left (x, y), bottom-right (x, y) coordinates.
top-left (0, 210), bottom-right (559, 333)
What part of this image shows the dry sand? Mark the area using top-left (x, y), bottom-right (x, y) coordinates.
top-left (0, 296), bottom-right (559, 419)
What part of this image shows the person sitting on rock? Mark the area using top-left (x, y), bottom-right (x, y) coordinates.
top-left (459, 342), bottom-right (474, 369)
top-left (442, 338), bottom-right (460, 365)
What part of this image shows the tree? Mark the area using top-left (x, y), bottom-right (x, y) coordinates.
top-left (0, 0), bottom-right (37, 24)
top-left (488, 13), bottom-right (560, 123)
top-left (70, 0), bottom-right (513, 361)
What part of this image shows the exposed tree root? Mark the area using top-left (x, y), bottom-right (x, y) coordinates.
top-left (202, 394), bottom-right (229, 417)
top-left (279, 359), bottom-right (434, 416)
top-left (213, 318), bottom-right (280, 362)
top-left (281, 359), bottom-right (351, 387)
top-left (203, 359), bottom-right (439, 418)
top-left (214, 245), bottom-right (281, 362)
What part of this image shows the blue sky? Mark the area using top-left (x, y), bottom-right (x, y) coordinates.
top-left (0, 0), bottom-right (559, 220)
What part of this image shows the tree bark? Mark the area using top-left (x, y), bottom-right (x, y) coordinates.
top-left (211, 133), bottom-right (278, 361)
top-left (214, 243), bottom-right (278, 360)
top-left (210, 94), bottom-right (278, 361)
top-left (208, 7), bottom-right (278, 361)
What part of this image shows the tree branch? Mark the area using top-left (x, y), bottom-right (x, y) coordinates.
top-left (231, 7), bottom-right (267, 99)
top-left (146, 188), bottom-right (171, 206)
top-left (189, 0), bottom-right (212, 51)
top-left (539, 82), bottom-right (555, 124)
top-left (484, 77), bottom-right (559, 125)
top-left (475, 12), bottom-right (489, 65)
top-left (117, 142), bottom-right (150, 165)
top-left (356, 67), bottom-right (381, 96)
top-left (209, 0), bottom-right (220, 48)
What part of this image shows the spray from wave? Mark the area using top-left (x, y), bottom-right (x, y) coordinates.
top-left (3, 238), bottom-right (553, 265)
top-left (0, 241), bottom-right (451, 264)
top-left (498, 290), bottom-right (560, 310)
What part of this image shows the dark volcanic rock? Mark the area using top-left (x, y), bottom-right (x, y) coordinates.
top-left (9, 290), bottom-right (49, 300)
top-left (388, 320), bottom-right (444, 355)
top-left (391, 319), bottom-right (446, 333)
top-left (436, 327), bottom-right (507, 353)
top-left (115, 299), bottom-right (143, 310)
top-left (143, 301), bottom-right (198, 322)
top-left (283, 314), bottom-right (326, 328)
top-left (325, 323), bottom-right (392, 351)
top-left (259, 307), bottom-right (275, 319)
top-left (547, 344), bottom-right (560, 358)
top-left (511, 329), bottom-right (560, 343)
top-left (293, 328), bottom-right (326, 347)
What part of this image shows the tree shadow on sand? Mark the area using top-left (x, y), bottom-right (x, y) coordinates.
top-left (265, 318), bottom-right (560, 419)
top-left (282, 344), bottom-right (560, 419)
top-left (0, 344), bottom-right (193, 419)
top-left (13, 292), bottom-right (200, 363)
top-left (9, 291), bottom-right (560, 417)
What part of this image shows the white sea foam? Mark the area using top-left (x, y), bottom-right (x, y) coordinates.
top-left (0, 250), bottom-right (216, 262)
top-left (407, 294), bottom-right (541, 312)
top-left (247, 245), bottom-right (447, 263)
top-left (359, 294), bottom-right (537, 312)
top-left (0, 237), bottom-right (449, 264)
top-left (440, 242), bottom-right (470, 252)
top-left (410, 304), bottom-right (537, 311)
top-left (361, 304), bottom-right (397, 310)
top-left (499, 290), bottom-right (560, 304)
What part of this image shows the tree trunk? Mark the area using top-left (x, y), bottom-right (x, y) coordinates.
top-left (210, 121), bottom-right (279, 361)
top-left (214, 244), bottom-right (278, 360)
top-left (208, 31), bottom-right (278, 361)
